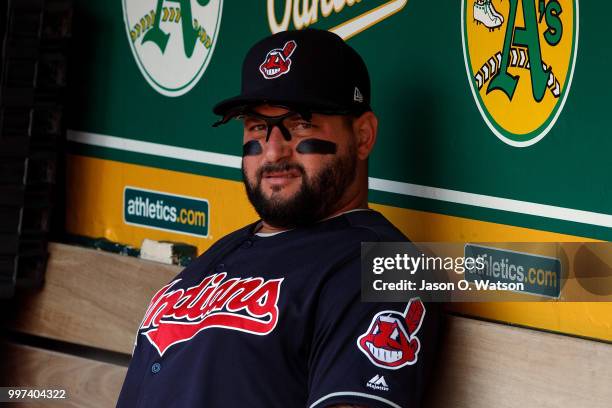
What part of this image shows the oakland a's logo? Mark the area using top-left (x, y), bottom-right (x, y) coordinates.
top-left (462, 0), bottom-right (579, 146)
top-left (122, 0), bottom-right (223, 97)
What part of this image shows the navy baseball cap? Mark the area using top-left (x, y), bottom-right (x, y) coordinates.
top-left (212, 29), bottom-right (371, 124)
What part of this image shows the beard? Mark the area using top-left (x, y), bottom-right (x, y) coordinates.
top-left (242, 144), bottom-right (357, 229)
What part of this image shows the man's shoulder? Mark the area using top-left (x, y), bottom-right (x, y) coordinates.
top-left (339, 209), bottom-right (409, 243)
top-left (206, 221), bottom-right (258, 252)
top-left (295, 210), bottom-right (409, 269)
top-left (176, 221), bottom-right (257, 278)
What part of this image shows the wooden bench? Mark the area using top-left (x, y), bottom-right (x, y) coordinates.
top-left (1, 243), bottom-right (611, 407)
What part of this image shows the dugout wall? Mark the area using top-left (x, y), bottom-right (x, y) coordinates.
top-left (63, 0), bottom-right (611, 341)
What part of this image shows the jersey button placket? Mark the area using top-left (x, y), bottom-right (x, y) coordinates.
top-left (151, 362), bottom-right (161, 374)
top-left (241, 240), bottom-right (253, 249)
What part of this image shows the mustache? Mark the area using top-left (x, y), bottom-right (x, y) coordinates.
top-left (257, 162), bottom-right (305, 179)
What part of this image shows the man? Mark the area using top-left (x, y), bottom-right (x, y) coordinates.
top-left (117, 29), bottom-right (439, 408)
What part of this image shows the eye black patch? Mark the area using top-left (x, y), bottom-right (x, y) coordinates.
top-left (296, 139), bottom-right (337, 154)
top-left (243, 140), bottom-right (263, 156)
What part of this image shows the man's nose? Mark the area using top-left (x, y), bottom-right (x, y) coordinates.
top-left (263, 126), bottom-right (292, 162)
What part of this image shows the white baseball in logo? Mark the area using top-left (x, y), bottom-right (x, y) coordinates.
top-left (122, 0), bottom-right (223, 97)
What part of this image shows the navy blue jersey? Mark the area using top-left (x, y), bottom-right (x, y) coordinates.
top-left (116, 210), bottom-right (440, 408)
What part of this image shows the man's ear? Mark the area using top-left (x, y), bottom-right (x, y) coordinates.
top-left (352, 111), bottom-right (378, 160)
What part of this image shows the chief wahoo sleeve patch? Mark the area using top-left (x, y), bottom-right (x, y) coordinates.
top-left (357, 298), bottom-right (426, 370)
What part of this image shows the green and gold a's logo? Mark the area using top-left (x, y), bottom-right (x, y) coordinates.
top-left (463, 0), bottom-right (578, 146)
top-left (122, 0), bottom-right (224, 97)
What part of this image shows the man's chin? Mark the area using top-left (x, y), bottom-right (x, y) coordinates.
top-left (261, 176), bottom-right (301, 192)
top-left (261, 179), bottom-right (302, 196)
top-left (261, 190), bottom-right (300, 207)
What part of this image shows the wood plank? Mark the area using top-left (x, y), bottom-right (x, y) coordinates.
top-left (2, 242), bottom-right (180, 355)
top-left (0, 342), bottom-right (127, 407)
top-left (425, 315), bottom-right (612, 408)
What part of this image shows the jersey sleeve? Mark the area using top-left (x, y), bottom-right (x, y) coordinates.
top-left (307, 255), bottom-right (441, 408)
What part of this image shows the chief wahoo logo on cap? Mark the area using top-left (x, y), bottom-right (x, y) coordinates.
top-left (259, 40), bottom-right (297, 79)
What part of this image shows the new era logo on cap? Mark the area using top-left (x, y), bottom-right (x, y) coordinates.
top-left (354, 87), bottom-right (364, 103)
top-left (259, 40), bottom-right (297, 79)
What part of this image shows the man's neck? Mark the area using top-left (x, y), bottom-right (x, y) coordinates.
top-left (257, 202), bottom-right (370, 234)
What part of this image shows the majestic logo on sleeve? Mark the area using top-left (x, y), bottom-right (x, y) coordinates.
top-left (357, 298), bottom-right (426, 370)
top-left (259, 40), bottom-right (297, 79)
top-left (462, 0), bottom-right (578, 146)
top-left (139, 273), bottom-right (283, 356)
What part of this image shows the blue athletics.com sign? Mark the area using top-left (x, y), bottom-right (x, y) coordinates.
top-left (123, 187), bottom-right (209, 237)
top-left (464, 244), bottom-right (562, 298)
